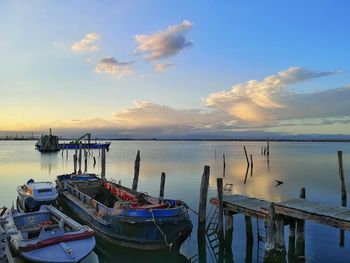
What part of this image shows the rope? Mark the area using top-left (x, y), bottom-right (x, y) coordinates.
top-left (149, 209), bottom-right (173, 250)
top-left (183, 203), bottom-right (199, 216)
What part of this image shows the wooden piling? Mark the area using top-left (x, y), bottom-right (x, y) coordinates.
top-left (73, 154), bottom-right (77, 174)
top-left (132, 151), bottom-right (141, 191)
top-left (84, 149), bottom-right (87, 173)
top-left (250, 154), bottom-right (253, 168)
top-left (93, 156), bottom-right (96, 166)
top-left (217, 178), bottom-right (224, 236)
top-left (101, 148), bottom-right (106, 179)
top-left (337, 151), bottom-right (347, 207)
top-left (276, 216), bottom-right (286, 252)
top-left (159, 172), bottom-right (166, 203)
top-left (78, 143), bottom-right (82, 174)
top-left (223, 154), bottom-right (226, 177)
top-left (198, 166), bottom-right (210, 225)
top-left (265, 202), bottom-right (276, 257)
top-left (267, 138), bottom-right (270, 156)
top-left (243, 146), bottom-right (250, 167)
top-left (245, 216), bottom-right (253, 243)
top-left (288, 221), bottom-right (296, 263)
top-left (296, 187), bottom-right (305, 261)
top-left (337, 150), bottom-right (346, 247)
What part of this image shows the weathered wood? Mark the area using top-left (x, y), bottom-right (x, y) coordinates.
top-left (265, 202), bottom-right (276, 256)
top-left (245, 215), bottom-right (253, 243)
top-left (338, 151), bottom-right (347, 207)
top-left (198, 166), bottom-right (210, 225)
top-left (132, 150), bottom-right (140, 190)
top-left (159, 172), bottom-right (166, 203)
top-left (223, 154), bottom-right (226, 177)
top-left (250, 154), bottom-right (253, 168)
top-left (217, 178), bottom-right (224, 236)
top-left (84, 149), bottom-right (87, 173)
top-left (73, 154), bottom-right (77, 174)
top-left (78, 143), bottom-right (82, 174)
top-left (288, 221), bottom-right (296, 263)
top-left (225, 212), bottom-right (233, 234)
top-left (101, 148), bottom-right (106, 179)
top-left (93, 156), bottom-right (96, 166)
top-left (243, 146), bottom-right (250, 167)
top-left (276, 216), bottom-right (286, 251)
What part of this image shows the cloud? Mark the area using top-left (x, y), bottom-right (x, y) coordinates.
top-left (206, 67), bottom-right (340, 124)
top-left (112, 101), bottom-right (231, 129)
top-left (95, 57), bottom-right (133, 78)
top-left (135, 20), bottom-right (193, 61)
top-left (154, 63), bottom-right (175, 72)
top-left (71, 33), bottom-right (100, 52)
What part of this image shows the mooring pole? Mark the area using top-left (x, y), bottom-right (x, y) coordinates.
top-left (73, 154), bottom-right (77, 174)
top-left (250, 154), bottom-right (253, 168)
top-left (198, 166), bottom-right (210, 225)
top-left (265, 202), bottom-right (276, 259)
top-left (101, 148), bottom-right (106, 179)
top-left (84, 149), bottom-right (87, 173)
top-left (223, 154), bottom-right (226, 177)
top-left (243, 146), bottom-right (250, 167)
top-left (217, 178), bottom-right (224, 237)
top-left (159, 172), bottom-right (166, 203)
top-left (337, 150), bottom-right (347, 247)
top-left (288, 221), bottom-right (296, 263)
top-left (132, 150), bottom-right (140, 190)
top-left (78, 143), bottom-right (82, 174)
top-left (296, 187), bottom-right (306, 261)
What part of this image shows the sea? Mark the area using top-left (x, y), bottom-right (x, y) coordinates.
top-left (1, 140), bottom-right (350, 262)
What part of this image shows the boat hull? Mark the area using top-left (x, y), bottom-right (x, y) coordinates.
top-left (58, 191), bottom-right (192, 250)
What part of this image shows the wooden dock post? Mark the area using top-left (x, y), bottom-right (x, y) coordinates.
top-left (261, 146), bottom-right (263, 155)
top-left (84, 149), bottom-right (87, 173)
top-left (337, 151), bottom-right (347, 207)
top-left (276, 215), bottom-right (286, 253)
top-left (243, 146), bottom-right (250, 167)
top-left (159, 172), bottom-right (166, 203)
top-left (217, 178), bottom-right (224, 237)
top-left (245, 216), bottom-right (253, 243)
top-left (337, 150), bottom-right (346, 247)
top-left (73, 154), bottom-right (77, 174)
top-left (132, 151), bottom-right (141, 191)
top-left (265, 202), bottom-right (276, 258)
top-left (288, 221), bottom-right (296, 263)
top-left (101, 148), bottom-right (106, 179)
top-left (198, 166), bottom-right (210, 225)
top-left (78, 143), bottom-right (82, 174)
top-left (250, 154), bottom-right (253, 168)
top-left (223, 154), bottom-right (226, 177)
top-left (93, 156), bottom-right (96, 167)
top-left (296, 187), bottom-right (306, 262)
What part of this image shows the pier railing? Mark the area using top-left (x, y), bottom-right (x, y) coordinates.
top-left (64, 183), bottom-right (109, 217)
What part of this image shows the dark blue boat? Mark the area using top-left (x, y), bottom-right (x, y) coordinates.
top-left (59, 142), bottom-right (111, 150)
top-left (56, 173), bottom-right (193, 250)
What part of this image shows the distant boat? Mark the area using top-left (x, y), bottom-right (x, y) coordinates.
top-left (59, 142), bottom-right (111, 151)
top-left (56, 173), bottom-right (193, 250)
top-left (16, 179), bottom-right (58, 213)
top-left (2, 205), bottom-right (95, 263)
top-left (35, 129), bottom-right (60, 152)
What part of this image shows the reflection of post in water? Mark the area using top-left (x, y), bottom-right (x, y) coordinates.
top-left (296, 187), bottom-right (305, 263)
top-left (216, 178), bottom-right (225, 262)
top-left (225, 211), bottom-right (234, 263)
top-left (288, 221), bottom-right (296, 263)
top-left (267, 154), bottom-right (270, 172)
top-left (244, 165), bottom-right (249, 184)
top-left (40, 152), bottom-right (58, 174)
top-left (337, 151), bottom-right (347, 247)
top-left (245, 216), bottom-right (253, 263)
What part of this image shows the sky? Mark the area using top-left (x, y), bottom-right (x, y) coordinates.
top-left (1, 0), bottom-right (350, 138)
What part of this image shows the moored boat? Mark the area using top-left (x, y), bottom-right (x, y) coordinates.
top-left (56, 173), bottom-right (193, 250)
top-left (2, 205), bottom-right (95, 263)
top-left (17, 179), bottom-right (58, 213)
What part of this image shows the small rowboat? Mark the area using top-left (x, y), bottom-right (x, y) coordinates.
top-left (2, 205), bottom-right (95, 262)
top-left (56, 173), bottom-right (193, 250)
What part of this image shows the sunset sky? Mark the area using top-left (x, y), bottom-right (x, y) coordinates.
top-left (1, 1), bottom-right (350, 138)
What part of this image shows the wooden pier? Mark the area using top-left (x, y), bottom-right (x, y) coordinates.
top-left (210, 191), bottom-right (350, 261)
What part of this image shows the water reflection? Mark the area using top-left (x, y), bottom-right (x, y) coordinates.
top-left (40, 152), bottom-right (59, 174)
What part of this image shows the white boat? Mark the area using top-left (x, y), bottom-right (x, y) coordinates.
top-left (17, 179), bottom-right (58, 213)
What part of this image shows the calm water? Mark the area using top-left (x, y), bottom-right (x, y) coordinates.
top-left (1, 140), bottom-right (350, 262)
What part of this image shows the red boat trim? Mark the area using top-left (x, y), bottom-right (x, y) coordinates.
top-left (18, 229), bottom-right (94, 252)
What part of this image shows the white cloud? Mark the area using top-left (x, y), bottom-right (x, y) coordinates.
top-left (95, 57), bottom-right (133, 78)
top-left (71, 33), bottom-right (100, 52)
top-left (135, 20), bottom-right (193, 61)
top-left (154, 63), bottom-right (175, 72)
top-left (206, 67), bottom-right (340, 124)
top-left (112, 101), bottom-right (230, 129)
